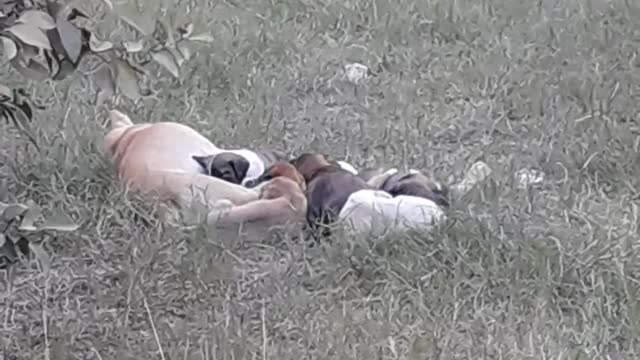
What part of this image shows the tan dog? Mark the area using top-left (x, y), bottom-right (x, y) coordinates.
top-left (209, 161), bottom-right (307, 228)
top-left (102, 110), bottom-right (259, 220)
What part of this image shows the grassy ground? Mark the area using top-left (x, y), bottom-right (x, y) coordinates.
top-left (2, 0), bottom-right (640, 358)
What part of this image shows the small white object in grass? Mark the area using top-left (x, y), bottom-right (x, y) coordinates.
top-left (344, 63), bottom-right (369, 83)
top-left (515, 168), bottom-right (545, 188)
top-left (467, 161), bottom-right (492, 183)
top-left (451, 161), bottom-right (492, 196)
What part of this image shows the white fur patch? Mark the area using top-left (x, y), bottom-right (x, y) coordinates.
top-left (383, 168), bottom-right (399, 176)
top-left (337, 161), bottom-right (358, 175)
top-left (338, 189), bottom-right (446, 236)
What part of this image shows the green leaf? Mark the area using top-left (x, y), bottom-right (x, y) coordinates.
top-left (176, 40), bottom-right (192, 65)
top-left (94, 63), bottom-right (115, 106)
top-left (89, 33), bottom-right (113, 52)
top-left (52, 58), bottom-right (77, 80)
top-left (18, 200), bottom-right (43, 231)
top-left (151, 49), bottom-right (179, 78)
top-left (10, 56), bottom-right (51, 81)
top-left (5, 23), bottom-right (52, 50)
top-left (1, 36), bottom-right (17, 62)
top-left (56, 19), bottom-right (83, 63)
top-left (115, 58), bottom-right (141, 100)
top-left (115, 2), bottom-right (155, 36)
top-left (101, 0), bottom-right (114, 10)
top-left (16, 10), bottom-right (57, 30)
top-left (123, 39), bottom-right (144, 53)
top-left (0, 83), bottom-right (11, 100)
top-left (0, 202), bottom-right (29, 221)
top-left (37, 209), bottom-right (79, 232)
top-left (0, 234), bottom-right (19, 269)
top-left (179, 23), bottom-right (194, 38)
top-left (188, 33), bottom-right (214, 43)
top-left (28, 241), bottom-right (51, 275)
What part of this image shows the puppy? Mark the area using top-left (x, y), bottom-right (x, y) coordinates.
top-left (210, 161), bottom-right (307, 228)
top-left (290, 153), bottom-right (371, 231)
top-left (338, 189), bottom-right (446, 236)
top-left (372, 169), bottom-right (450, 208)
top-left (102, 110), bottom-right (259, 220)
top-left (192, 149), bottom-right (287, 186)
top-left (338, 167), bottom-right (448, 235)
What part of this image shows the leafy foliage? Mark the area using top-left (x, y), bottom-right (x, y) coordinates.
top-left (0, 0), bottom-right (214, 125)
top-left (0, 200), bottom-right (78, 271)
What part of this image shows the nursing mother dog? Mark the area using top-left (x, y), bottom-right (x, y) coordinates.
top-left (103, 109), bottom-right (272, 224)
top-left (288, 153), bottom-right (447, 237)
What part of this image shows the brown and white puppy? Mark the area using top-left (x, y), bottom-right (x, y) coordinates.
top-left (289, 153), bottom-right (371, 231)
top-left (192, 149), bottom-right (287, 186)
top-left (210, 161), bottom-right (307, 228)
top-left (102, 110), bottom-right (259, 219)
top-left (364, 168), bottom-right (450, 208)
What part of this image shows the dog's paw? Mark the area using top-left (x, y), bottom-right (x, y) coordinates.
top-left (212, 199), bottom-right (234, 209)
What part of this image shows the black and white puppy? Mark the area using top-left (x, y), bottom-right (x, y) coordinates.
top-left (361, 168), bottom-right (450, 208)
top-left (193, 149), bottom-right (287, 186)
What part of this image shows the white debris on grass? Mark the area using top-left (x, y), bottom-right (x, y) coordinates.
top-left (344, 63), bottom-right (369, 83)
top-left (451, 161), bottom-right (492, 196)
top-left (515, 168), bottom-right (545, 188)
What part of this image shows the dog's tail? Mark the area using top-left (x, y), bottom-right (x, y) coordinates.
top-left (103, 109), bottom-right (137, 158)
top-left (109, 109), bottom-right (134, 130)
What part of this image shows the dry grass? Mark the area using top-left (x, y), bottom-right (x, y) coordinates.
top-left (2, 0), bottom-right (640, 359)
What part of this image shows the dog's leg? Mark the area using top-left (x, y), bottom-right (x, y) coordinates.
top-left (207, 198), bottom-right (298, 228)
top-left (137, 169), bottom-right (260, 212)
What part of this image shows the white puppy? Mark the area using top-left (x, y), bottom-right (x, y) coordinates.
top-left (338, 189), bottom-right (446, 236)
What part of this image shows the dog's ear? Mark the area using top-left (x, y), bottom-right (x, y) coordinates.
top-left (228, 157), bottom-right (250, 184)
top-left (192, 155), bottom-right (214, 173)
